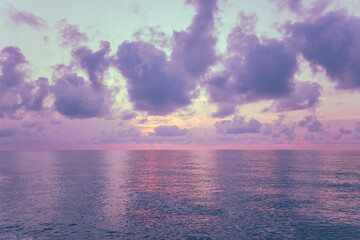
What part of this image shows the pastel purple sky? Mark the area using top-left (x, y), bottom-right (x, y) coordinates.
top-left (1, 0), bottom-right (360, 150)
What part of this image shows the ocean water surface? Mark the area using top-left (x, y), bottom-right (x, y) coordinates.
top-left (0, 150), bottom-right (359, 239)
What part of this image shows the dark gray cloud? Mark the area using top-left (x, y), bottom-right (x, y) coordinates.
top-left (288, 11), bottom-right (360, 89)
top-left (57, 19), bottom-right (88, 47)
top-left (207, 13), bottom-right (298, 117)
top-left (7, 6), bottom-right (46, 29)
top-left (51, 42), bottom-right (113, 119)
top-left (215, 116), bottom-right (262, 134)
top-left (149, 125), bottom-right (187, 137)
top-left (339, 127), bottom-right (352, 134)
top-left (0, 46), bottom-right (49, 119)
top-left (115, 0), bottom-right (218, 115)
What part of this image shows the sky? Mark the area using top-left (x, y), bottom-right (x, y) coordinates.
top-left (1, 0), bottom-right (360, 150)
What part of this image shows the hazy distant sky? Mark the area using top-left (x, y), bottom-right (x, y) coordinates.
top-left (1, 0), bottom-right (360, 150)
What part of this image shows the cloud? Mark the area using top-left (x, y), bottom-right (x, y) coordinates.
top-left (333, 134), bottom-right (341, 140)
top-left (115, 0), bottom-right (218, 115)
top-left (215, 116), bottom-right (262, 134)
top-left (52, 73), bottom-right (112, 119)
top-left (22, 121), bottom-right (41, 128)
top-left (133, 26), bottom-right (170, 49)
top-left (7, 6), bottom-right (46, 29)
top-left (0, 128), bottom-right (17, 137)
top-left (304, 134), bottom-right (315, 141)
top-left (207, 12), bottom-right (297, 117)
top-left (268, 81), bottom-right (321, 112)
top-left (0, 46), bottom-right (49, 119)
top-left (115, 41), bottom-right (191, 115)
top-left (120, 110), bottom-right (137, 120)
top-left (288, 11), bottom-right (360, 89)
top-left (51, 42), bottom-right (113, 119)
top-left (50, 118), bottom-right (62, 125)
top-left (355, 122), bottom-right (360, 133)
top-left (270, 0), bottom-right (330, 16)
top-left (57, 19), bottom-right (88, 47)
top-left (260, 115), bottom-right (296, 141)
top-left (339, 127), bottom-right (352, 134)
top-left (149, 125), bottom-right (187, 137)
top-left (72, 41), bottom-right (111, 89)
top-left (298, 115), bottom-right (323, 132)
top-left (171, 0), bottom-right (218, 78)
top-left (138, 118), bottom-right (148, 124)
top-left (308, 120), bottom-right (322, 132)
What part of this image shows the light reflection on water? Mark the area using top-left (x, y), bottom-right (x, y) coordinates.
top-left (0, 150), bottom-right (359, 239)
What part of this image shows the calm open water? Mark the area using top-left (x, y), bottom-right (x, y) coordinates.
top-left (0, 150), bottom-right (359, 239)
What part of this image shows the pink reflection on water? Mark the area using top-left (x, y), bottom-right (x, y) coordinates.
top-left (122, 150), bottom-right (222, 230)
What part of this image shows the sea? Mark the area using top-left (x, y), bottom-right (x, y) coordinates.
top-left (0, 150), bottom-right (359, 239)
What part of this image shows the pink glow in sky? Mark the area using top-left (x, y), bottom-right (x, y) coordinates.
top-left (0, 0), bottom-right (360, 150)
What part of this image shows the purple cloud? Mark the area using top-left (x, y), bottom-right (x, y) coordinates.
top-left (0, 46), bottom-right (27, 87)
top-left (298, 115), bottom-right (323, 132)
top-left (355, 122), bottom-right (360, 133)
top-left (73, 41), bottom-right (110, 89)
top-left (51, 43), bottom-right (113, 119)
top-left (304, 134), bottom-right (315, 141)
top-left (22, 121), bottom-right (41, 128)
top-left (215, 116), bottom-right (262, 134)
top-left (339, 127), bottom-right (352, 134)
top-left (115, 0), bottom-right (218, 115)
top-left (51, 73), bottom-right (112, 119)
top-left (308, 120), bottom-right (322, 132)
top-left (0, 128), bottom-right (17, 137)
top-left (171, 0), bottom-right (218, 78)
top-left (270, 0), bottom-right (302, 13)
top-left (138, 118), bottom-right (148, 124)
top-left (115, 41), bottom-right (191, 115)
top-left (149, 125), bottom-right (187, 137)
top-left (133, 26), bottom-right (170, 48)
top-left (270, 0), bottom-right (329, 16)
top-left (268, 82), bottom-right (321, 112)
top-left (207, 13), bottom-right (297, 117)
top-left (288, 11), bottom-right (360, 89)
top-left (50, 118), bottom-right (62, 125)
top-left (57, 19), bottom-right (88, 47)
top-left (8, 6), bottom-right (46, 29)
top-left (120, 110), bottom-right (137, 120)
top-left (261, 115), bottom-right (296, 141)
top-left (0, 46), bottom-right (49, 119)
